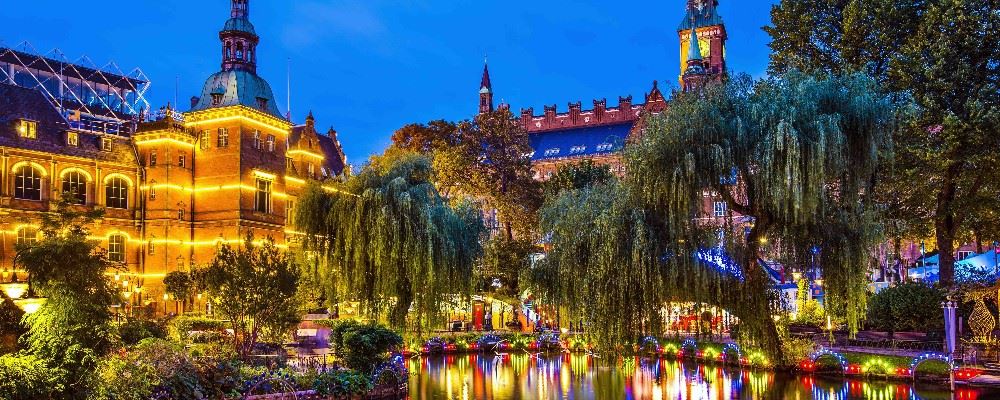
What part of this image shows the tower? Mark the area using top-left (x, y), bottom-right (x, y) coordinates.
top-left (681, 22), bottom-right (708, 91)
top-left (221, 0), bottom-right (259, 73)
top-left (678, 0), bottom-right (726, 88)
top-left (479, 61), bottom-right (494, 114)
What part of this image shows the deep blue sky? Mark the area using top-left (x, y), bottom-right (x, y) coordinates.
top-left (0, 1), bottom-right (778, 166)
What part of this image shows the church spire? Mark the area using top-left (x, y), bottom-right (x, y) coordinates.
top-left (220, 0), bottom-right (260, 73)
top-left (479, 59), bottom-right (494, 114)
top-left (682, 17), bottom-right (708, 92)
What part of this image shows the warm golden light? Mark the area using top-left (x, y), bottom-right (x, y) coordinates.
top-left (287, 149), bottom-right (325, 160)
top-left (15, 297), bottom-right (45, 314)
top-left (1, 283), bottom-right (28, 299)
top-left (134, 138), bottom-right (196, 148)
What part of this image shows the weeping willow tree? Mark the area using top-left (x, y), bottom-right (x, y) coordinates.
top-left (530, 72), bottom-right (893, 360)
top-left (295, 154), bottom-right (485, 330)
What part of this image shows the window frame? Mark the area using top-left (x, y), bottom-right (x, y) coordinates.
top-left (61, 170), bottom-right (88, 205)
top-left (101, 138), bottom-right (113, 152)
top-left (217, 128), bottom-right (229, 148)
top-left (713, 201), bottom-right (728, 218)
top-left (16, 227), bottom-right (38, 247)
top-left (149, 150), bottom-right (157, 167)
top-left (108, 234), bottom-right (126, 263)
top-left (18, 120), bottom-right (37, 139)
top-left (13, 165), bottom-right (42, 201)
top-left (200, 130), bottom-right (211, 150)
top-left (105, 176), bottom-right (130, 210)
top-left (266, 135), bottom-right (275, 152)
top-left (255, 177), bottom-right (272, 213)
top-left (66, 132), bottom-right (78, 146)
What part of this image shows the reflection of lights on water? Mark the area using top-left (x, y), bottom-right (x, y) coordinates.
top-left (408, 354), bottom-right (981, 400)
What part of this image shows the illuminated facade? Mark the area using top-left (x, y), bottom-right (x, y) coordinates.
top-left (0, 0), bottom-right (347, 310)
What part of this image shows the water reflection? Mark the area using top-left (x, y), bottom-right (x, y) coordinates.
top-left (407, 354), bottom-right (998, 400)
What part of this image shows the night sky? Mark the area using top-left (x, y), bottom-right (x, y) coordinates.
top-left (0, 0), bottom-right (779, 167)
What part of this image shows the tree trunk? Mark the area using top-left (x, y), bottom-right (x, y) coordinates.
top-left (391, 280), bottom-right (414, 329)
top-left (936, 173), bottom-right (959, 287)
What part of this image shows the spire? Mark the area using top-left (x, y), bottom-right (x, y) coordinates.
top-left (687, 20), bottom-right (703, 62)
top-left (480, 61), bottom-right (492, 93)
top-left (479, 58), bottom-right (494, 114)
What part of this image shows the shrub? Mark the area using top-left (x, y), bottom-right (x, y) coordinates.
top-left (866, 282), bottom-right (945, 333)
top-left (0, 295), bottom-right (25, 354)
top-left (117, 317), bottom-right (168, 346)
top-left (0, 354), bottom-right (65, 400)
top-left (321, 320), bottom-right (403, 373)
top-left (312, 369), bottom-right (372, 397)
top-left (92, 339), bottom-right (204, 400)
top-left (169, 315), bottom-right (228, 343)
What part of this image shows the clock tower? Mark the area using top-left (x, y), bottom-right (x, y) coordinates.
top-left (678, 0), bottom-right (726, 89)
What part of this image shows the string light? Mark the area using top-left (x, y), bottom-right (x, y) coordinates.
top-left (287, 149), bottom-right (325, 160)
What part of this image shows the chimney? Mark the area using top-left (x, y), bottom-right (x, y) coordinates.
top-left (568, 101), bottom-right (582, 124)
top-left (544, 104), bottom-right (557, 124)
top-left (619, 95), bottom-right (632, 112)
top-left (520, 107), bottom-right (534, 127)
top-left (190, 96), bottom-right (200, 110)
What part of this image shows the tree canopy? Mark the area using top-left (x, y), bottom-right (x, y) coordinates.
top-left (767, 0), bottom-right (1000, 286)
top-left (529, 72), bottom-right (894, 359)
top-left (202, 234), bottom-right (300, 356)
top-left (295, 154), bottom-right (485, 330)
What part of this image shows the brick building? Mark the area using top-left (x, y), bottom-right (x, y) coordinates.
top-left (479, 0), bottom-right (725, 182)
top-left (0, 0), bottom-right (347, 311)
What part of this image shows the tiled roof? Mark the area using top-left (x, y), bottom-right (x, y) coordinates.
top-left (190, 70), bottom-right (283, 117)
top-left (290, 123), bottom-right (347, 177)
top-left (316, 133), bottom-right (346, 176)
top-left (0, 83), bottom-right (138, 165)
top-left (528, 122), bottom-right (633, 162)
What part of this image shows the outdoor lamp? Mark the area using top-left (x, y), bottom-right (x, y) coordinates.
top-left (814, 279), bottom-right (823, 287)
top-left (2, 282), bottom-right (28, 300)
top-left (792, 272), bottom-right (802, 281)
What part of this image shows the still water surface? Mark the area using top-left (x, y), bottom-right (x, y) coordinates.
top-left (407, 354), bottom-right (999, 400)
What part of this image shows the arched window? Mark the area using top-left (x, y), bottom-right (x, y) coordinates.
top-left (61, 170), bottom-right (87, 205)
top-left (13, 165), bottom-right (42, 201)
top-left (105, 176), bottom-right (129, 209)
top-left (16, 227), bottom-right (38, 247)
top-left (236, 43), bottom-right (244, 60)
top-left (108, 234), bottom-right (126, 263)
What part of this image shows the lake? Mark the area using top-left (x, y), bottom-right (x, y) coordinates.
top-left (406, 353), bottom-right (999, 400)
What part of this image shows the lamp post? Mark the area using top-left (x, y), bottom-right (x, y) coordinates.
top-left (942, 300), bottom-right (957, 391)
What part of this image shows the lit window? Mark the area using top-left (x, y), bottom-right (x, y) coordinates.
top-left (108, 234), bottom-right (126, 263)
top-left (149, 181), bottom-right (157, 201)
top-left (570, 145), bottom-right (587, 154)
top-left (149, 150), bottom-right (157, 167)
top-left (66, 132), bottom-right (78, 146)
top-left (713, 201), bottom-right (727, 218)
top-left (61, 171), bottom-right (87, 205)
top-left (253, 130), bottom-right (262, 149)
top-left (18, 120), bottom-right (36, 139)
top-left (16, 227), bottom-right (38, 247)
top-left (266, 135), bottom-right (275, 152)
top-left (148, 237), bottom-right (156, 255)
top-left (177, 208), bottom-right (185, 220)
top-left (105, 176), bottom-right (129, 209)
top-left (101, 138), bottom-right (113, 152)
top-left (255, 178), bottom-right (272, 213)
top-left (286, 200), bottom-right (296, 226)
top-left (200, 130), bottom-right (210, 149)
top-left (178, 154), bottom-right (186, 168)
top-left (596, 143), bottom-right (614, 152)
top-left (307, 163), bottom-right (315, 178)
top-left (544, 148), bottom-right (560, 157)
top-left (217, 128), bottom-right (229, 148)
top-left (14, 165), bottom-right (42, 201)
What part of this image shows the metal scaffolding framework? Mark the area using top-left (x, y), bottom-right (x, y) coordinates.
top-left (0, 40), bottom-right (151, 136)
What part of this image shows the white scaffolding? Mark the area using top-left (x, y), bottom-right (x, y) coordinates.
top-left (0, 40), bottom-right (151, 136)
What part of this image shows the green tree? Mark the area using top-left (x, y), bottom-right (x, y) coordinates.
top-left (15, 199), bottom-right (120, 396)
top-left (322, 320), bottom-right (403, 374)
top-left (389, 110), bottom-right (542, 240)
top-left (530, 73), bottom-right (893, 359)
top-left (202, 234), bottom-right (300, 357)
top-left (766, 0), bottom-right (1000, 286)
top-left (295, 154), bottom-right (485, 330)
top-left (543, 160), bottom-right (615, 198)
top-left (163, 270), bottom-right (194, 313)
top-left (865, 283), bottom-right (945, 333)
